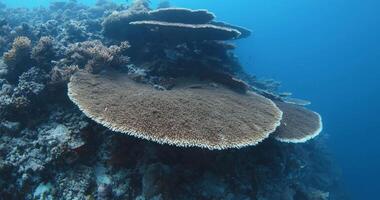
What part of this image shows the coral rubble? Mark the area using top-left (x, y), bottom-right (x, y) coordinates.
top-left (0, 1), bottom-right (347, 199)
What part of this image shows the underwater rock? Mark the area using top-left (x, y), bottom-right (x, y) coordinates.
top-left (0, 59), bottom-right (7, 78)
top-left (68, 70), bottom-right (282, 150)
top-left (53, 165), bottom-right (95, 200)
top-left (141, 163), bottom-right (172, 199)
top-left (0, 121), bottom-right (21, 135)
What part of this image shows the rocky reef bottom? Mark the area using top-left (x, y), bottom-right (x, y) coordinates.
top-left (0, 103), bottom-right (347, 200)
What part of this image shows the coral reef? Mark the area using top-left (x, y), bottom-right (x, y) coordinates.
top-left (273, 101), bottom-right (323, 143)
top-left (3, 36), bottom-right (32, 83)
top-left (31, 36), bottom-right (56, 70)
top-left (63, 40), bottom-right (130, 73)
top-left (68, 70), bottom-right (282, 149)
top-left (0, 1), bottom-right (347, 199)
top-left (129, 20), bottom-right (241, 42)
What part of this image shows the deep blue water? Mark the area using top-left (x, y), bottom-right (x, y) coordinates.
top-left (2, 0), bottom-right (380, 199)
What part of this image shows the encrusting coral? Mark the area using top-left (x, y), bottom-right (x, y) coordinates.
top-left (68, 70), bottom-right (283, 150)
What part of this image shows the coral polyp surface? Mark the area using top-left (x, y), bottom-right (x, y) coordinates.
top-left (68, 70), bottom-right (283, 150)
top-left (273, 101), bottom-right (323, 143)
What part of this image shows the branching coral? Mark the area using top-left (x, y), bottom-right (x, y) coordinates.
top-left (0, 67), bottom-right (49, 120)
top-left (50, 65), bottom-right (79, 86)
top-left (31, 36), bottom-right (56, 70)
top-left (2, 36), bottom-right (32, 83)
top-left (65, 40), bottom-right (130, 73)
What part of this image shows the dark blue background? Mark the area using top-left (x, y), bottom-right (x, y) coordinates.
top-left (179, 1), bottom-right (380, 199)
top-left (3, 0), bottom-right (380, 199)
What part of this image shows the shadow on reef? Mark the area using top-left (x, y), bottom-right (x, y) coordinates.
top-left (0, 0), bottom-right (348, 199)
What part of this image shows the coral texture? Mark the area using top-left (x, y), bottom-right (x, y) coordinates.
top-left (68, 70), bottom-right (283, 150)
top-left (148, 8), bottom-right (215, 24)
top-left (273, 101), bottom-right (323, 143)
top-left (130, 20), bottom-right (241, 42)
top-left (3, 37), bottom-right (32, 82)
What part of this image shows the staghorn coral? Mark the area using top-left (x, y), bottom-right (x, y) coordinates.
top-left (49, 65), bottom-right (79, 86)
top-left (68, 70), bottom-right (283, 150)
top-left (2, 36), bottom-right (32, 83)
top-left (31, 36), bottom-right (56, 70)
top-left (65, 40), bottom-right (130, 73)
top-left (64, 20), bottom-right (90, 43)
top-left (6, 67), bottom-right (49, 119)
top-left (273, 101), bottom-right (323, 143)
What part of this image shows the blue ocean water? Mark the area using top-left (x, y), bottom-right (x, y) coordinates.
top-left (1, 0), bottom-right (379, 199)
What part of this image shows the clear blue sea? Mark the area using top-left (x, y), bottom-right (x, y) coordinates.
top-left (1, 0), bottom-right (379, 199)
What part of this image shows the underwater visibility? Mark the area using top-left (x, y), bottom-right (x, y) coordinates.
top-left (1, 0), bottom-right (379, 199)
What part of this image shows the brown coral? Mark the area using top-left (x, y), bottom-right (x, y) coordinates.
top-left (66, 40), bottom-right (130, 73)
top-left (130, 20), bottom-right (241, 42)
top-left (31, 36), bottom-right (55, 70)
top-left (50, 65), bottom-right (79, 85)
top-left (102, 5), bottom-right (250, 43)
top-left (2, 36), bottom-right (32, 82)
top-left (102, 0), bottom-right (150, 40)
top-left (273, 101), bottom-right (323, 143)
top-left (68, 70), bottom-right (283, 150)
top-left (148, 8), bottom-right (215, 24)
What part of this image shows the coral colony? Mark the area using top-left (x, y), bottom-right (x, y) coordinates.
top-left (0, 0), bottom-right (345, 199)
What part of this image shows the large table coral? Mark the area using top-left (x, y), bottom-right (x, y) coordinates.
top-left (68, 70), bottom-right (283, 150)
top-left (69, 0), bottom-right (323, 149)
